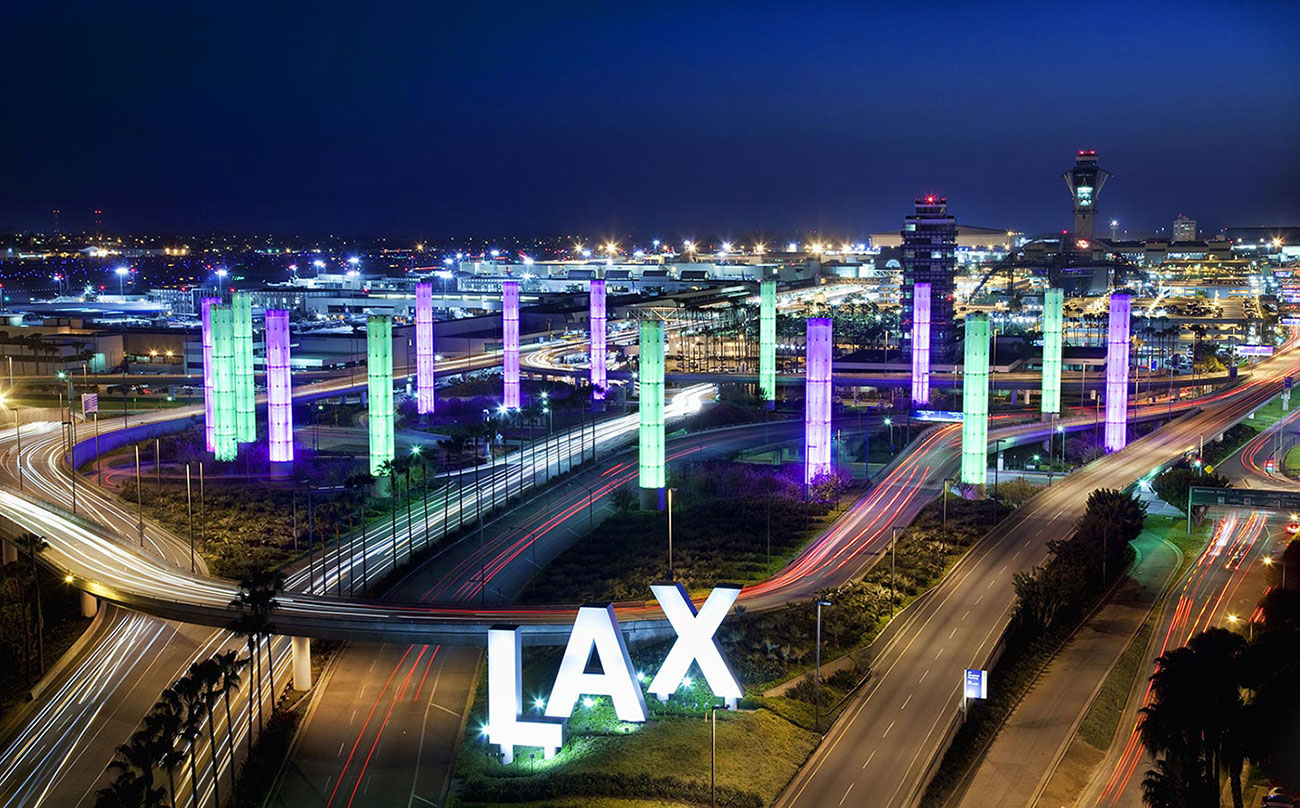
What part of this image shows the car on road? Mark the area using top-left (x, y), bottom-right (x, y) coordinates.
top-left (1286, 522), bottom-right (1300, 535)
top-left (1263, 787), bottom-right (1295, 807)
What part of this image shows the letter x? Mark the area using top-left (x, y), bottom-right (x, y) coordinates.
top-left (648, 583), bottom-right (743, 702)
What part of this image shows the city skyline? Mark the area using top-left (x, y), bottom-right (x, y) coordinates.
top-left (2, 0), bottom-right (1298, 237)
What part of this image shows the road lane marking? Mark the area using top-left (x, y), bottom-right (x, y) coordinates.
top-left (862, 750), bottom-right (876, 770)
top-left (902, 694), bottom-right (912, 710)
top-left (949, 627), bottom-right (958, 638)
top-left (883, 720), bottom-right (895, 737)
top-left (935, 648), bottom-right (944, 660)
top-left (919, 669), bottom-right (929, 683)
top-left (961, 610), bottom-right (969, 620)
top-left (839, 783), bottom-right (855, 805)
top-left (975, 595), bottom-right (984, 605)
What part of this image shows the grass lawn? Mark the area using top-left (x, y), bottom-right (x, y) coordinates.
top-left (455, 707), bottom-right (816, 807)
top-left (1143, 514), bottom-right (1213, 576)
top-left (1077, 614), bottom-right (1156, 749)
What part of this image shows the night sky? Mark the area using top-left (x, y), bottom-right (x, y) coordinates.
top-left (3, 0), bottom-right (1298, 239)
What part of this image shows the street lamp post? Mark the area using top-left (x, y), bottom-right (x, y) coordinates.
top-left (814, 599), bottom-right (831, 733)
top-left (890, 526), bottom-right (901, 615)
top-left (993, 438), bottom-right (1005, 497)
top-left (667, 488), bottom-right (675, 581)
top-left (885, 416), bottom-right (894, 452)
top-left (710, 704), bottom-right (724, 808)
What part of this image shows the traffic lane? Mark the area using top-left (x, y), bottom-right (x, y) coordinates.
top-left (775, 392), bottom-right (1274, 807)
top-left (275, 424), bottom-right (793, 806)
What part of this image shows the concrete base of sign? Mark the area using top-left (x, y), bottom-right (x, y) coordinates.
top-left (639, 486), bottom-right (665, 511)
top-left (2, 540), bottom-right (16, 565)
top-left (292, 636), bottom-right (312, 691)
top-left (764, 400), bottom-right (775, 411)
top-left (269, 460), bottom-right (293, 479)
top-left (80, 590), bottom-right (97, 618)
top-left (372, 475), bottom-right (392, 499)
top-left (592, 398), bottom-right (606, 413)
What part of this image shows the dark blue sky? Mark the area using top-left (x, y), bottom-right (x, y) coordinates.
top-left (3, 0), bottom-right (1297, 239)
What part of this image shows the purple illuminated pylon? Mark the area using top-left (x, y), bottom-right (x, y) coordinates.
top-left (502, 280), bottom-right (520, 410)
top-left (200, 296), bottom-right (219, 452)
top-left (1104, 292), bottom-right (1132, 452)
top-left (415, 282), bottom-right (435, 414)
top-left (911, 282), bottom-right (931, 406)
top-left (590, 279), bottom-right (607, 402)
top-left (804, 317), bottom-right (833, 485)
top-left (265, 310), bottom-right (293, 463)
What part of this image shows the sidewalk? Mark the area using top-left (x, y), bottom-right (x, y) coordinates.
top-left (952, 530), bottom-right (1180, 808)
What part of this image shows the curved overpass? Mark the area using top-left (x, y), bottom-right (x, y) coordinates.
top-left (0, 378), bottom-right (1237, 646)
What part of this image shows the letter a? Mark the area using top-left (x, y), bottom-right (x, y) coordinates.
top-left (545, 604), bottom-right (648, 723)
top-left (648, 583), bottom-right (743, 705)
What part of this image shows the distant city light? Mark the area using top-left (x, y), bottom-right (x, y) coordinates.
top-left (347, 256), bottom-right (360, 265)
top-left (787, 241), bottom-right (798, 252)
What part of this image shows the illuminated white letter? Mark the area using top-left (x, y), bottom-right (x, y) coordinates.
top-left (545, 604), bottom-right (648, 723)
top-left (487, 626), bottom-right (564, 763)
top-left (648, 584), bottom-right (743, 706)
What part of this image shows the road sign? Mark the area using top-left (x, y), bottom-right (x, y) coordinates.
top-left (1190, 485), bottom-right (1300, 512)
top-left (964, 669), bottom-right (987, 700)
top-left (1286, 376), bottom-right (1294, 390)
top-left (81, 393), bottom-right (98, 415)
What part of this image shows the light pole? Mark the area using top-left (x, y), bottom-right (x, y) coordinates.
top-left (667, 488), bottom-right (675, 581)
top-left (710, 703), bottom-right (724, 808)
top-left (115, 266), bottom-right (129, 296)
top-left (942, 477), bottom-right (954, 541)
top-left (992, 438), bottom-right (1004, 497)
top-left (814, 599), bottom-right (831, 733)
top-left (885, 416), bottom-right (894, 452)
top-left (890, 527), bottom-right (901, 615)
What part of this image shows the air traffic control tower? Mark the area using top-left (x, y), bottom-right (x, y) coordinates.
top-left (1063, 149), bottom-right (1110, 243)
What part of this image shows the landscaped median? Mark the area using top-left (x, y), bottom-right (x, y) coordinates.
top-left (451, 458), bottom-right (1024, 807)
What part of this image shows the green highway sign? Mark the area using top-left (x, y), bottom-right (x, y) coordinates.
top-left (1189, 486), bottom-right (1300, 512)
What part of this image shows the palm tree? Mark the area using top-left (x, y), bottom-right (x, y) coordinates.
top-left (94, 771), bottom-right (152, 808)
top-left (227, 612), bottom-right (261, 764)
top-left (194, 659), bottom-right (223, 807)
top-left (215, 650), bottom-right (246, 801)
top-left (150, 689), bottom-right (185, 808)
top-left (14, 533), bottom-right (48, 675)
top-left (173, 673), bottom-right (205, 808)
top-left (229, 570), bottom-right (282, 747)
top-left (106, 731), bottom-right (158, 805)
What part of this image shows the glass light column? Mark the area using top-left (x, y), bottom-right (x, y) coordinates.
top-left (232, 291), bottom-right (256, 443)
top-left (805, 317), bottom-right (833, 485)
top-left (265, 309), bottom-right (293, 464)
top-left (210, 305), bottom-right (238, 462)
top-left (1041, 287), bottom-right (1063, 419)
top-left (367, 315), bottom-right (395, 477)
top-left (415, 282), bottom-right (436, 414)
top-left (200, 296), bottom-right (219, 452)
top-left (759, 278), bottom-right (776, 407)
top-left (911, 282), bottom-right (931, 406)
top-left (590, 279), bottom-right (607, 405)
top-left (960, 314), bottom-right (991, 490)
top-left (1104, 292), bottom-right (1132, 452)
top-left (502, 280), bottom-right (520, 410)
top-left (638, 319), bottom-right (665, 508)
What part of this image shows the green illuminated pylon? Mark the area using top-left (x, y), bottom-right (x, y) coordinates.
top-left (1041, 288), bottom-right (1063, 418)
top-left (233, 292), bottom-right (256, 442)
top-left (960, 314), bottom-right (990, 490)
top-left (759, 278), bottom-right (776, 406)
top-left (367, 315), bottom-right (395, 478)
top-left (638, 319), bottom-right (665, 507)
top-left (210, 305), bottom-right (238, 462)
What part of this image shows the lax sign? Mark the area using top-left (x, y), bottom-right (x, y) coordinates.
top-left (487, 583), bottom-right (742, 763)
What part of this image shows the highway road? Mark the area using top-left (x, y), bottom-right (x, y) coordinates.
top-left (269, 420), bottom-right (807, 808)
top-left (0, 342), bottom-right (1286, 806)
top-left (1076, 398), bottom-right (1300, 807)
top-left (775, 345), bottom-right (1300, 808)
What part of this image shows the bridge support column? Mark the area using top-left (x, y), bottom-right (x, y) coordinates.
top-left (80, 589), bottom-right (98, 618)
top-left (2, 540), bottom-right (16, 565)
top-left (292, 636), bottom-right (312, 691)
